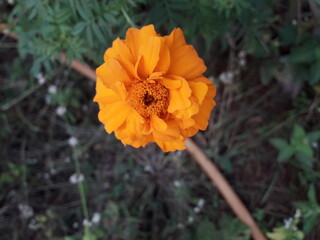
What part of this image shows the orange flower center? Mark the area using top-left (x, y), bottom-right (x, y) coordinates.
top-left (128, 80), bottom-right (169, 118)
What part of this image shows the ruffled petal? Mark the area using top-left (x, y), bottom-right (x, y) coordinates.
top-left (96, 59), bottom-right (132, 88)
top-left (152, 119), bottom-right (180, 142)
top-left (192, 78), bottom-right (216, 130)
top-left (137, 36), bottom-right (162, 78)
top-left (164, 28), bottom-right (186, 51)
top-left (104, 38), bottom-right (135, 78)
top-left (99, 101), bottom-right (131, 134)
top-left (93, 77), bottom-right (119, 105)
top-left (189, 80), bottom-right (208, 105)
top-left (167, 45), bottom-right (206, 80)
top-left (167, 76), bottom-right (191, 113)
top-left (125, 25), bottom-right (157, 61)
top-left (155, 139), bottom-right (186, 152)
top-left (154, 38), bottom-right (171, 73)
top-left (151, 115), bottom-right (167, 131)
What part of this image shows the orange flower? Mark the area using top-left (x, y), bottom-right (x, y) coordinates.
top-left (94, 25), bottom-right (216, 152)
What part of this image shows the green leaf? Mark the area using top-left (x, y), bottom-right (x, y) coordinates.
top-left (292, 124), bottom-right (306, 141)
top-left (72, 22), bottom-right (87, 35)
top-left (303, 213), bottom-right (318, 233)
top-left (91, 23), bottom-right (105, 43)
top-left (310, 62), bottom-right (320, 85)
top-left (196, 220), bottom-right (219, 240)
top-left (278, 146), bottom-right (295, 162)
top-left (270, 138), bottom-right (289, 150)
top-left (307, 185), bottom-right (317, 204)
top-left (307, 131), bottom-right (320, 143)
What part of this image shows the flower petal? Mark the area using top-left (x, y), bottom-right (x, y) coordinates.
top-left (167, 76), bottom-right (191, 113)
top-left (154, 39), bottom-right (171, 73)
top-left (99, 101), bottom-right (131, 133)
top-left (137, 36), bottom-right (162, 78)
top-left (93, 77), bottom-right (119, 105)
top-left (125, 25), bottom-right (157, 61)
top-left (153, 119), bottom-right (180, 142)
top-left (167, 45), bottom-right (206, 80)
top-left (189, 80), bottom-right (208, 105)
top-left (104, 38), bottom-right (135, 78)
top-left (155, 139), bottom-right (186, 152)
top-left (151, 115), bottom-right (167, 131)
top-left (96, 59), bottom-right (132, 88)
top-left (159, 77), bottom-right (181, 89)
top-left (164, 28), bottom-right (186, 51)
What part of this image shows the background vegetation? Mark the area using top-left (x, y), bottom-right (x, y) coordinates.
top-left (0, 0), bottom-right (320, 239)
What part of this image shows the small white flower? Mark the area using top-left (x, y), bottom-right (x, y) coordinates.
top-left (177, 223), bottom-right (184, 229)
top-left (48, 85), bottom-right (57, 94)
top-left (197, 199), bottom-right (205, 208)
top-left (219, 71), bottom-right (234, 84)
top-left (69, 173), bottom-right (84, 184)
top-left (294, 209), bottom-right (301, 219)
top-left (174, 180), bottom-right (182, 188)
top-left (91, 212), bottom-right (101, 224)
top-left (50, 168), bottom-right (57, 175)
top-left (238, 50), bottom-right (246, 58)
top-left (239, 58), bottom-right (246, 67)
top-left (36, 73), bottom-right (45, 85)
top-left (193, 207), bottom-right (201, 213)
top-left (18, 204), bottom-right (34, 219)
top-left (28, 219), bottom-right (40, 230)
top-left (45, 95), bottom-right (51, 104)
top-left (284, 217), bottom-right (293, 229)
top-left (43, 173), bottom-right (50, 179)
top-left (7, 0), bottom-right (14, 5)
top-left (56, 106), bottom-right (67, 116)
top-left (72, 222), bottom-right (79, 229)
top-left (187, 216), bottom-right (194, 224)
top-left (68, 137), bottom-right (78, 147)
top-left (144, 165), bottom-right (152, 172)
top-left (82, 219), bottom-right (92, 227)
top-left (124, 173), bottom-right (130, 180)
top-left (312, 142), bottom-right (318, 148)
top-left (3, 28), bottom-right (10, 34)
top-left (292, 19), bottom-right (297, 26)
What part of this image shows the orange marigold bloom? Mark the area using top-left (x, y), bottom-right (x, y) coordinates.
top-left (94, 25), bottom-right (216, 152)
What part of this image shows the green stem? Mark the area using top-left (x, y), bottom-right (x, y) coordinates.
top-left (73, 148), bottom-right (90, 235)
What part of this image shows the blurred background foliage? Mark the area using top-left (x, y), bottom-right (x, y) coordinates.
top-left (0, 0), bottom-right (320, 239)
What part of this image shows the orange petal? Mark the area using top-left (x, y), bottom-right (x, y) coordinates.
top-left (104, 38), bottom-right (135, 78)
top-left (99, 101), bottom-right (131, 133)
top-left (167, 45), bottom-right (206, 80)
top-left (159, 77), bottom-right (181, 89)
top-left (192, 80), bottom-right (216, 130)
top-left (189, 80), bottom-right (208, 105)
top-left (137, 36), bottom-right (161, 78)
top-left (96, 59), bottom-right (132, 88)
top-left (151, 115), bottom-right (167, 131)
top-left (154, 39), bottom-right (171, 73)
top-left (155, 139), bottom-right (186, 152)
top-left (174, 96), bottom-right (199, 119)
top-left (125, 25), bottom-right (157, 62)
top-left (167, 76), bottom-right (191, 113)
top-left (164, 28), bottom-right (186, 50)
top-left (152, 119), bottom-right (180, 142)
top-left (93, 77), bottom-right (120, 105)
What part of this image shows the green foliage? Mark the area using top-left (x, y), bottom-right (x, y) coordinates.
top-left (270, 125), bottom-right (320, 167)
top-left (267, 217), bottom-right (304, 240)
top-left (295, 185), bottom-right (320, 233)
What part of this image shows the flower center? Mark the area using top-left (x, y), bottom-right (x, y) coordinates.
top-left (128, 81), bottom-right (169, 118)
